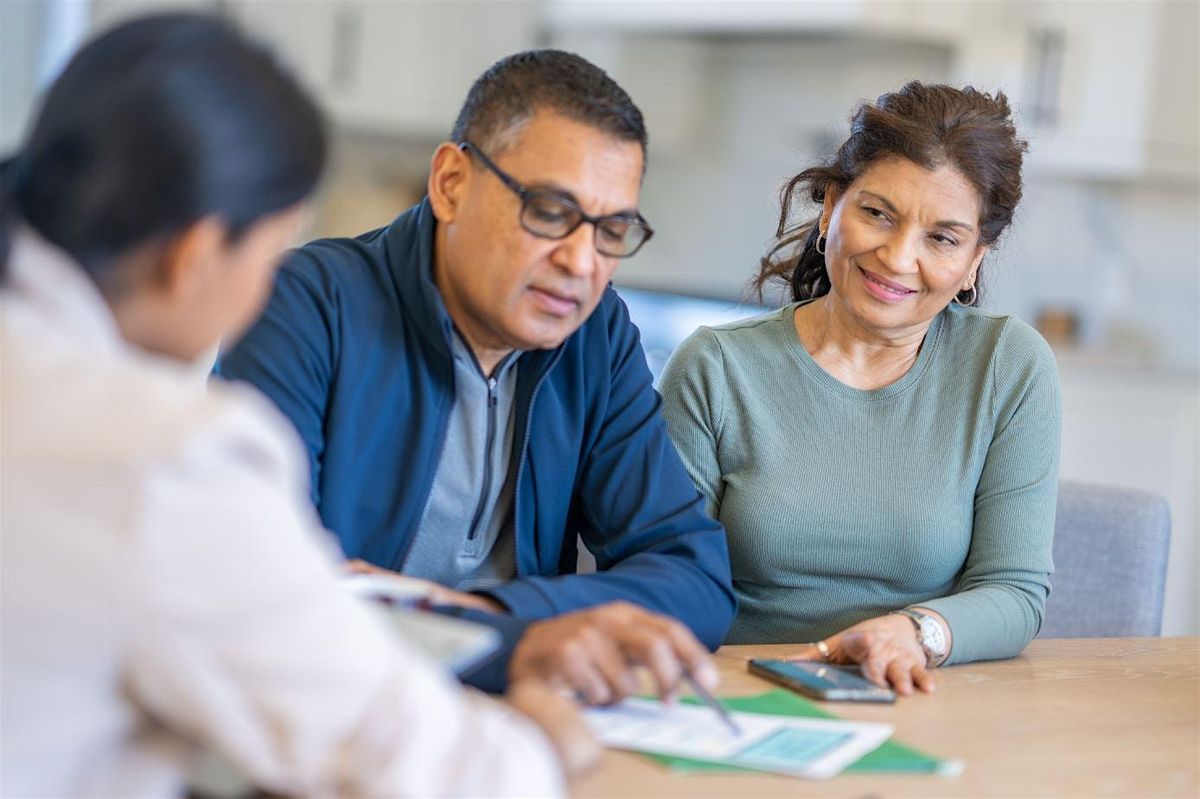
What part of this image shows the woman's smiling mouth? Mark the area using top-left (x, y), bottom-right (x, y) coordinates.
top-left (858, 266), bottom-right (917, 303)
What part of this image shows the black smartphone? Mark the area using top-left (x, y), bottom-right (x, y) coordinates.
top-left (748, 658), bottom-right (896, 703)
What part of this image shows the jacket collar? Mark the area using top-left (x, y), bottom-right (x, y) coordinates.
top-left (385, 197), bottom-right (456, 364)
top-left (384, 197), bottom-right (563, 384)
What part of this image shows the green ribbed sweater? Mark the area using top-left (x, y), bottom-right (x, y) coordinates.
top-left (659, 303), bottom-right (1061, 664)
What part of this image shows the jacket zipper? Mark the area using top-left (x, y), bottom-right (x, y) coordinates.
top-left (510, 348), bottom-right (565, 570)
top-left (465, 375), bottom-right (498, 541)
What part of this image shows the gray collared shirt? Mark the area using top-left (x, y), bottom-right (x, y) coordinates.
top-left (399, 331), bottom-right (519, 591)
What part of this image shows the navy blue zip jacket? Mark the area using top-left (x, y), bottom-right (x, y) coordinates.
top-left (215, 199), bottom-right (736, 654)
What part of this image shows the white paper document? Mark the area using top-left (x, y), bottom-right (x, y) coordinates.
top-left (584, 698), bottom-right (893, 780)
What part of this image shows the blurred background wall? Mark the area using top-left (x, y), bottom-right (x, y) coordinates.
top-left (3, 0), bottom-right (1197, 635)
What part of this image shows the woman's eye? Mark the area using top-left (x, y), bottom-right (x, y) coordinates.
top-left (863, 206), bottom-right (887, 220)
top-left (931, 233), bottom-right (959, 247)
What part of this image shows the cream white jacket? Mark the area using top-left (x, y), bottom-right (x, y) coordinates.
top-left (0, 229), bottom-right (563, 798)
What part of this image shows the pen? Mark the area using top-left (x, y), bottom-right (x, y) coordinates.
top-left (684, 672), bottom-right (742, 737)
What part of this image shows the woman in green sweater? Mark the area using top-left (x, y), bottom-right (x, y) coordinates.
top-left (660, 82), bottom-right (1060, 696)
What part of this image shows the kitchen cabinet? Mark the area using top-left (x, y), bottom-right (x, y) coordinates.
top-left (545, 0), bottom-right (873, 35)
top-left (546, 0), bottom-right (969, 157)
top-left (546, 30), bottom-right (708, 155)
top-left (545, 0), bottom-right (971, 43)
top-left (227, 1), bottom-right (339, 105)
top-left (88, 0), bottom-right (219, 29)
top-left (231, 0), bottom-right (540, 138)
top-left (953, 0), bottom-right (1199, 182)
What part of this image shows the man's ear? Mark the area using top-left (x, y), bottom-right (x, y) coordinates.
top-left (158, 216), bottom-right (227, 300)
top-left (427, 142), bottom-right (471, 225)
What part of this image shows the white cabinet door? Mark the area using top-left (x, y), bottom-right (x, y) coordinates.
top-left (234, 0), bottom-right (538, 138)
top-left (1021, 0), bottom-right (1158, 179)
top-left (338, 1), bottom-right (538, 136)
top-left (89, 0), bottom-right (222, 30)
top-left (953, 0), bottom-right (1197, 182)
top-left (231, 1), bottom-right (340, 102)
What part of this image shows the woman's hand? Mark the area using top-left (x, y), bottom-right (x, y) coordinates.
top-left (505, 679), bottom-right (601, 779)
top-left (791, 614), bottom-right (936, 696)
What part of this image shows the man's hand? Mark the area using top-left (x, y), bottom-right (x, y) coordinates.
top-left (509, 601), bottom-right (718, 705)
top-left (791, 614), bottom-right (935, 696)
top-left (344, 559), bottom-right (503, 613)
top-left (504, 679), bottom-right (600, 779)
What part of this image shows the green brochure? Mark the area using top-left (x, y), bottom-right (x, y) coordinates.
top-left (643, 689), bottom-right (957, 775)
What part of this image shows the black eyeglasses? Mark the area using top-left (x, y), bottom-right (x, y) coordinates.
top-left (458, 141), bottom-right (654, 258)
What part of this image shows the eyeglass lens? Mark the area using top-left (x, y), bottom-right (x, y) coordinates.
top-left (520, 193), bottom-right (649, 257)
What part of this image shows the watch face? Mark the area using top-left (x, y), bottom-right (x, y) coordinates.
top-left (918, 616), bottom-right (947, 655)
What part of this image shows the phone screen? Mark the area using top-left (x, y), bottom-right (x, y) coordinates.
top-left (748, 659), bottom-right (896, 703)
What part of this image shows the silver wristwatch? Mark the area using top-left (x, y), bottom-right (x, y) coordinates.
top-left (891, 608), bottom-right (949, 667)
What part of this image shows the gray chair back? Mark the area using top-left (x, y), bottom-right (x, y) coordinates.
top-left (1039, 480), bottom-right (1171, 638)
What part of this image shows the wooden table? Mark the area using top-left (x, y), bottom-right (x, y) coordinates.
top-left (574, 638), bottom-right (1200, 798)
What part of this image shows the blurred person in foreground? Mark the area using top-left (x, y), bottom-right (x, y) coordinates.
top-left (215, 49), bottom-right (734, 705)
top-left (660, 82), bottom-right (1061, 695)
top-left (0, 14), bottom-right (594, 797)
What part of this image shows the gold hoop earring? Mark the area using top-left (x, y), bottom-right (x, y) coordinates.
top-left (954, 285), bottom-right (978, 306)
top-left (816, 230), bottom-right (827, 255)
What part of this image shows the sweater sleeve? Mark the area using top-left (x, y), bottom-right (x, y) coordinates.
top-left (125, 399), bottom-right (564, 797)
top-left (919, 321), bottom-right (1061, 665)
top-left (658, 327), bottom-right (727, 520)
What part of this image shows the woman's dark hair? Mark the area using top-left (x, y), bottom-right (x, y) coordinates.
top-left (0, 12), bottom-right (326, 285)
top-left (755, 81), bottom-right (1028, 306)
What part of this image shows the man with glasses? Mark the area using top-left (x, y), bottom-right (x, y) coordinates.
top-left (216, 50), bottom-right (735, 704)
